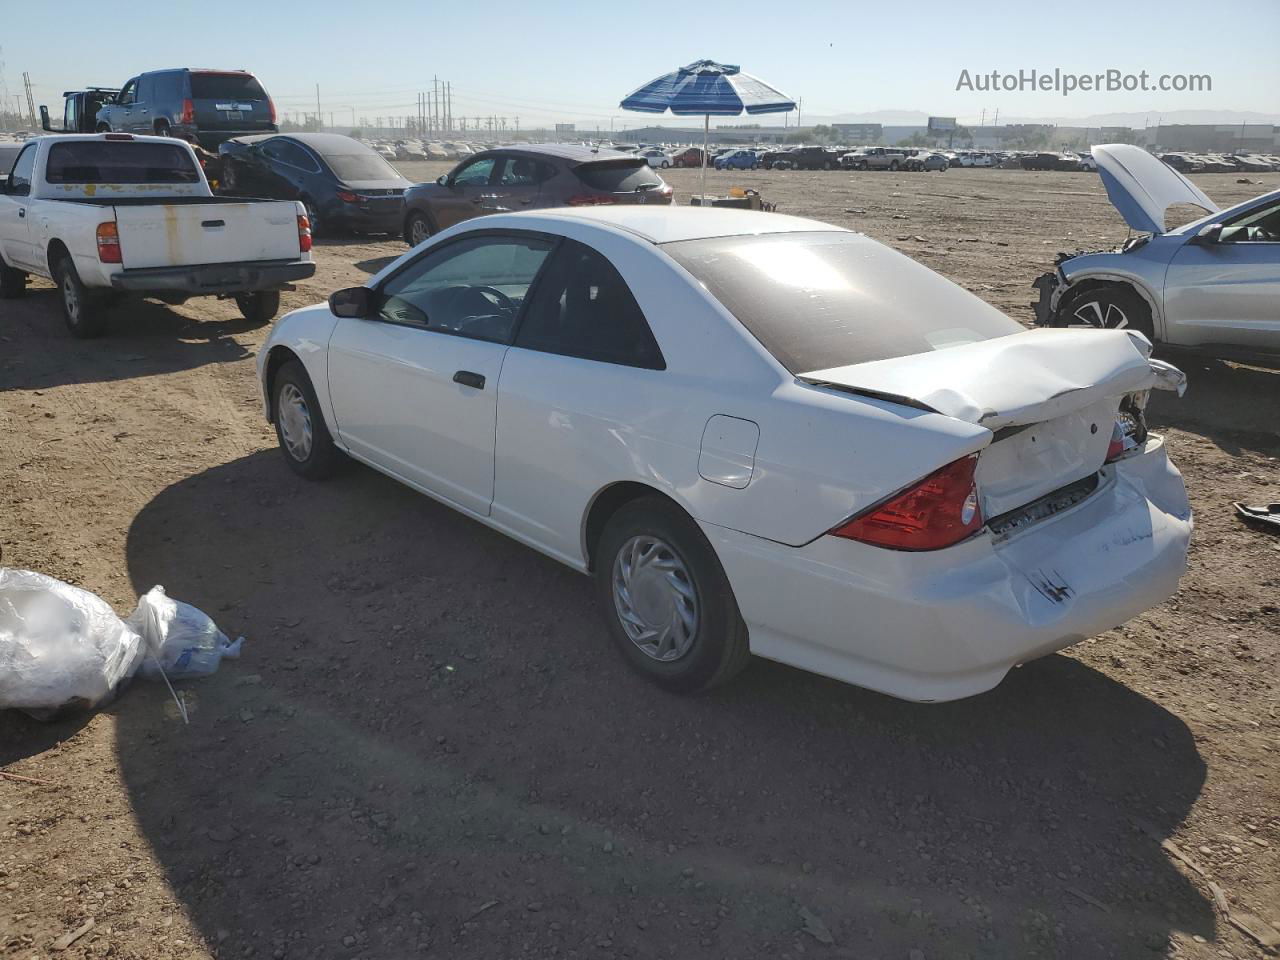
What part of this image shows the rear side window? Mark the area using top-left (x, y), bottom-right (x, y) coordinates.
top-left (664, 232), bottom-right (1021, 374)
top-left (189, 73), bottom-right (267, 101)
top-left (45, 142), bottom-right (201, 184)
top-left (516, 238), bottom-right (665, 369)
top-left (574, 159), bottom-right (660, 192)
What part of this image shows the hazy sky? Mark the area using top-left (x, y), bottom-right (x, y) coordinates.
top-left (3, 0), bottom-right (1277, 129)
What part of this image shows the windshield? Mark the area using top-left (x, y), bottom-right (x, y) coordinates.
top-left (45, 141), bottom-right (201, 184)
top-left (190, 73), bottom-right (267, 100)
top-left (663, 232), bottom-right (1022, 373)
top-left (323, 152), bottom-right (404, 182)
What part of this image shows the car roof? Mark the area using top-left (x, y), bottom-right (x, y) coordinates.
top-left (482, 142), bottom-right (638, 164)
top-left (276, 133), bottom-right (376, 154)
top-left (497, 207), bottom-right (851, 245)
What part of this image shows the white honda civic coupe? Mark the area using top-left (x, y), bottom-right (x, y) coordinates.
top-left (257, 207), bottom-right (1193, 702)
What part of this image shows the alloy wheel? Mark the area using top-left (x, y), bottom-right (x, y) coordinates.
top-left (1070, 299), bottom-right (1129, 329)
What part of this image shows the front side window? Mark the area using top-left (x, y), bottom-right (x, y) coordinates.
top-left (452, 157), bottom-right (496, 186)
top-left (664, 231), bottom-right (1021, 374)
top-left (515, 238), bottom-right (665, 369)
top-left (8, 145), bottom-right (36, 196)
top-left (118, 79), bottom-right (137, 105)
top-left (1221, 198), bottom-right (1280, 243)
top-left (377, 234), bottom-right (553, 343)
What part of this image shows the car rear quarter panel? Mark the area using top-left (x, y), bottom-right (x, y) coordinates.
top-left (487, 217), bottom-right (995, 558)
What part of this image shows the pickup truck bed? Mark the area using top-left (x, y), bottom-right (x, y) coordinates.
top-left (0, 133), bottom-right (314, 337)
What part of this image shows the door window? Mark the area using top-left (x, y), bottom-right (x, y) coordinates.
top-left (263, 139), bottom-right (320, 172)
top-left (495, 155), bottom-right (543, 186)
top-left (1221, 199), bottom-right (1280, 243)
top-left (8, 145), bottom-right (36, 196)
top-left (376, 234), bottom-right (554, 342)
top-left (451, 157), bottom-right (496, 186)
top-left (118, 79), bottom-right (138, 105)
top-left (515, 238), bottom-right (665, 369)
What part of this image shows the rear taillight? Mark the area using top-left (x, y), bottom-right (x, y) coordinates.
top-left (335, 190), bottom-right (359, 204)
top-left (566, 194), bottom-right (616, 206)
top-left (830, 454), bottom-right (983, 551)
top-left (96, 222), bottom-right (122, 263)
top-left (180, 99), bottom-right (195, 126)
top-left (297, 214), bottom-right (312, 253)
top-left (267, 96), bottom-right (277, 125)
top-left (1105, 396), bottom-right (1149, 463)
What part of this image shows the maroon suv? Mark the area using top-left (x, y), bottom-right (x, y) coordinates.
top-left (401, 144), bottom-right (674, 245)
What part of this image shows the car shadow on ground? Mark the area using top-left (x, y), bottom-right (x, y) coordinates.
top-left (354, 255), bottom-right (399, 275)
top-left (117, 450), bottom-right (1212, 958)
top-left (1, 291), bottom-right (252, 392)
top-left (1148, 355), bottom-right (1280, 457)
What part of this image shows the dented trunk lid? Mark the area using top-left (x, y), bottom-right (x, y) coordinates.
top-left (802, 328), bottom-right (1170, 518)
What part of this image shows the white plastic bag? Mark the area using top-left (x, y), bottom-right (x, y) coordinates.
top-left (126, 585), bottom-right (242, 679)
top-left (0, 568), bottom-right (144, 715)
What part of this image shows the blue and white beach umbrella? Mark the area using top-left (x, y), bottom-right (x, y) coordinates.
top-left (620, 60), bottom-right (796, 199)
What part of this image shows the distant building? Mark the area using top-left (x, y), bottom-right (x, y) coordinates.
top-left (831, 123), bottom-right (882, 144)
top-left (1150, 123), bottom-right (1278, 152)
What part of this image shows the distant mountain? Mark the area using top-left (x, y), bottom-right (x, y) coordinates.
top-left (793, 108), bottom-right (1279, 128)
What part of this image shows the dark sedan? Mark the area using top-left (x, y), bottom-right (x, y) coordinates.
top-left (401, 144), bottom-right (674, 245)
top-left (218, 133), bottom-right (409, 236)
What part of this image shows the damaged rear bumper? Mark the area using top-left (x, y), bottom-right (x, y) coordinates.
top-left (701, 436), bottom-right (1191, 702)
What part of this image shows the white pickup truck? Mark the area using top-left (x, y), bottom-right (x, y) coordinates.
top-left (0, 133), bottom-right (315, 337)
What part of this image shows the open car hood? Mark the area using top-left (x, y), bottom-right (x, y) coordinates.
top-left (1092, 143), bottom-right (1219, 235)
top-left (802, 329), bottom-right (1185, 431)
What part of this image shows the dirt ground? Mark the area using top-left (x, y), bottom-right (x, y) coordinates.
top-left (2, 163), bottom-right (1278, 960)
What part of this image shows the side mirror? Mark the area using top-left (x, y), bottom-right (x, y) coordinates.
top-left (436, 174), bottom-right (450, 187)
top-left (329, 286), bottom-right (375, 318)
top-left (1193, 223), bottom-right (1223, 245)
top-left (39, 105), bottom-right (53, 132)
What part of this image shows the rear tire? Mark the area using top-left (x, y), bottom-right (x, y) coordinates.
top-left (154, 120), bottom-right (171, 137)
top-left (272, 360), bottom-right (343, 480)
top-left (0, 261), bottom-right (26, 299)
top-left (234, 290), bottom-right (280, 325)
top-left (53, 254), bottom-right (105, 339)
top-left (594, 496), bottom-right (750, 693)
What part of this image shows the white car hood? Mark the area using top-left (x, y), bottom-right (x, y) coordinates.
top-left (802, 329), bottom-right (1182, 430)
top-left (1093, 143), bottom-right (1219, 235)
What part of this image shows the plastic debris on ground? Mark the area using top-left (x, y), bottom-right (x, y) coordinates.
top-left (0, 569), bottom-right (243, 721)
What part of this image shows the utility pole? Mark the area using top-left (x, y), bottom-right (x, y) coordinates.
top-left (23, 72), bottom-right (37, 129)
top-left (314, 84), bottom-right (321, 130)
top-left (446, 81), bottom-right (452, 133)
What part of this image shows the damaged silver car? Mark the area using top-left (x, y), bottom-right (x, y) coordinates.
top-left (1033, 144), bottom-right (1280, 366)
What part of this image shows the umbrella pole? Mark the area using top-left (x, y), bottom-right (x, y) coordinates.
top-left (700, 114), bottom-right (709, 203)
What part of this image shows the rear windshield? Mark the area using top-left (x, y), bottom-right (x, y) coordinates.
top-left (574, 159), bottom-right (661, 192)
top-left (45, 141), bottom-right (201, 184)
top-left (323, 152), bottom-right (402, 182)
top-left (189, 73), bottom-right (267, 101)
top-left (664, 232), bottom-right (1022, 373)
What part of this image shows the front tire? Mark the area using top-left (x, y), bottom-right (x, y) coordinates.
top-left (404, 210), bottom-right (433, 246)
top-left (53, 254), bottom-right (105, 338)
top-left (595, 497), bottom-right (750, 693)
top-left (0, 261), bottom-right (26, 299)
top-left (1053, 284), bottom-right (1155, 340)
top-left (234, 290), bottom-right (280, 325)
top-left (272, 360), bottom-right (343, 480)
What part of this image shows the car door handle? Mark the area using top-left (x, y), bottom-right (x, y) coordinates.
top-left (452, 370), bottom-right (485, 390)
top-left (17, 208), bottom-right (24, 218)
top-left (470, 197), bottom-right (484, 204)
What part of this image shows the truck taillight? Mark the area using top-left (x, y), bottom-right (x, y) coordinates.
top-left (180, 99), bottom-right (195, 126)
top-left (96, 222), bottom-right (122, 263)
top-left (829, 454), bottom-right (983, 551)
top-left (297, 214), bottom-right (312, 253)
top-left (267, 97), bottom-right (277, 125)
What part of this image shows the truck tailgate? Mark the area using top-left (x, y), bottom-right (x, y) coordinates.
top-left (113, 200), bottom-right (300, 269)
